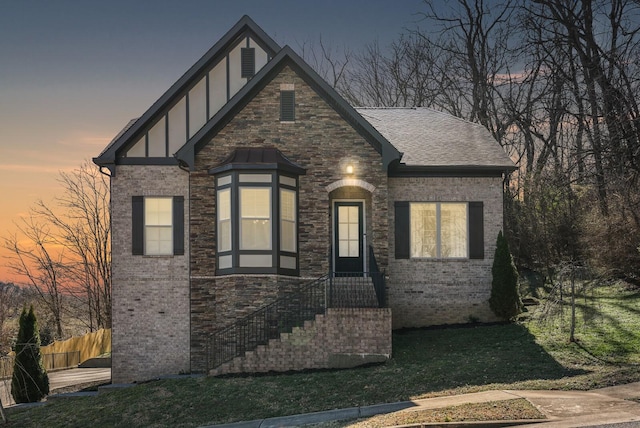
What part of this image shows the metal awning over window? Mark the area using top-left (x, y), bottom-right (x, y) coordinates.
top-left (209, 147), bottom-right (306, 176)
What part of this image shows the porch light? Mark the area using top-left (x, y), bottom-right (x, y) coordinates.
top-left (346, 164), bottom-right (354, 175)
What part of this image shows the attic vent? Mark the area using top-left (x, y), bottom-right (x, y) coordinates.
top-left (280, 90), bottom-right (295, 122)
top-left (241, 48), bottom-right (255, 78)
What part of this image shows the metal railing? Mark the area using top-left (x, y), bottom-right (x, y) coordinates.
top-left (207, 246), bottom-right (387, 371)
top-left (369, 245), bottom-right (386, 307)
top-left (207, 275), bottom-right (328, 370)
top-left (327, 272), bottom-right (385, 308)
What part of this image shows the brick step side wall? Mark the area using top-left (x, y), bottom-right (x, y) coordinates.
top-left (210, 308), bottom-right (392, 376)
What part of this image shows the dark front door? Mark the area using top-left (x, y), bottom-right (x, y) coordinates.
top-left (334, 202), bottom-right (364, 274)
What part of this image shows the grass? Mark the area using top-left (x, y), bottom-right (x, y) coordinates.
top-left (5, 283), bottom-right (640, 428)
top-left (311, 399), bottom-right (545, 427)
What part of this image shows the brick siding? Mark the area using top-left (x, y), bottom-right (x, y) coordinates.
top-left (190, 66), bottom-right (390, 369)
top-left (387, 176), bottom-right (505, 328)
top-left (111, 165), bottom-right (191, 383)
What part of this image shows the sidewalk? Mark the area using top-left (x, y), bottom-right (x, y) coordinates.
top-left (205, 382), bottom-right (640, 428)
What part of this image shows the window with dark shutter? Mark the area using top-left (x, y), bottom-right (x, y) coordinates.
top-left (241, 48), bottom-right (255, 78)
top-left (280, 90), bottom-right (295, 122)
top-left (468, 201), bottom-right (484, 259)
top-left (394, 201), bottom-right (410, 259)
top-left (131, 196), bottom-right (185, 256)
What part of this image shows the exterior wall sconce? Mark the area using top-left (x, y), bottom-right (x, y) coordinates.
top-left (346, 164), bottom-right (354, 175)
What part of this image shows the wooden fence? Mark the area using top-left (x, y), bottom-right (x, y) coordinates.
top-left (0, 328), bottom-right (111, 380)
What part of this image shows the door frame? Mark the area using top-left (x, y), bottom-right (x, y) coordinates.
top-left (331, 199), bottom-right (367, 275)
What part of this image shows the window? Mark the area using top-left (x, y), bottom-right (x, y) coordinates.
top-left (394, 201), bottom-right (484, 260)
top-left (241, 47), bottom-right (255, 78)
top-left (280, 189), bottom-right (296, 252)
top-left (132, 196), bottom-right (184, 256)
top-left (218, 189), bottom-right (231, 252)
top-left (280, 90), bottom-right (295, 122)
top-left (210, 148), bottom-right (305, 275)
top-left (240, 187), bottom-right (272, 250)
top-left (411, 203), bottom-right (467, 258)
top-left (145, 197), bottom-right (173, 255)
top-left (338, 205), bottom-right (360, 257)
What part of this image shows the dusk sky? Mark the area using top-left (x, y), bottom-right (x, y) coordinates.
top-left (0, 0), bottom-right (427, 282)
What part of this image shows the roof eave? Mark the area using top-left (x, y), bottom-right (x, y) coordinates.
top-left (389, 164), bottom-right (517, 178)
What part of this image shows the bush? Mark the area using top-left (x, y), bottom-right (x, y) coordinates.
top-left (11, 306), bottom-right (49, 403)
top-left (580, 190), bottom-right (640, 285)
top-left (489, 231), bottom-right (522, 321)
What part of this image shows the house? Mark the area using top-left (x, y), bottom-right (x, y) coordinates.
top-left (94, 16), bottom-right (516, 383)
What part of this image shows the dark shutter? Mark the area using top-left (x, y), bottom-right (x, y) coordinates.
top-left (280, 90), bottom-right (295, 121)
top-left (241, 48), bottom-right (255, 78)
top-left (469, 201), bottom-right (484, 259)
top-left (394, 201), bottom-right (410, 259)
top-left (173, 196), bottom-right (184, 255)
top-left (132, 196), bottom-right (144, 255)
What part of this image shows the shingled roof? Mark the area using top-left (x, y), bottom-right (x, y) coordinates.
top-left (355, 107), bottom-right (516, 172)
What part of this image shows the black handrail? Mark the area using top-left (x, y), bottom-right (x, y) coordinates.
top-left (207, 275), bottom-right (328, 371)
top-left (368, 245), bottom-right (386, 307)
top-left (207, 247), bottom-right (387, 371)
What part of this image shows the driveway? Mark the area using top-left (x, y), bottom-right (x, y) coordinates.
top-left (0, 367), bottom-right (111, 407)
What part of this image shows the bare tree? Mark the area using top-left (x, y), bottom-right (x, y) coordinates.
top-left (2, 162), bottom-right (111, 338)
top-left (298, 36), bottom-right (352, 91)
top-left (0, 283), bottom-right (22, 355)
top-left (3, 217), bottom-right (66, 339)
top-left (416, 0), bottom-right (517, 140)
top-left (342, 34), bottom-right (443, 108)
top-left (33, 162), bottom-right (111, 330)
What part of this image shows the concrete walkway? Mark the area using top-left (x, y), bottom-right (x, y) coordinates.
top-left (0, 367), bottom-right (111, 407)
top-left (205, 382), bottom-right (640, 428)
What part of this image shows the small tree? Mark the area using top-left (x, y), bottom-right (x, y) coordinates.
top-left (11, 306), bottom-right (49, 403)
top-left (489, 231), bottom-right (522, 321)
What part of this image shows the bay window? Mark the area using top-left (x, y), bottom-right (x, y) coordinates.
top-left (240, 187), bottom-right (272, 250)
top-left (280, 188), bottom-right (296, 252)
top-left (210, 148), bottom-right (305, 275)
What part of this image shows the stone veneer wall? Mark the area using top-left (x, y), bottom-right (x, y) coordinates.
top-left (387, 176), bottom-right (505, 328)
top-left (211, 308), bottom-right (392, 376)
top-left (189, 65), bottom-right (390, 371)
top-left (111, 165), bottom-right (190, 383)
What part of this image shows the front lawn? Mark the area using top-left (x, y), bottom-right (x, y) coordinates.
top-left (5, 283), bottom-right (640, 428)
